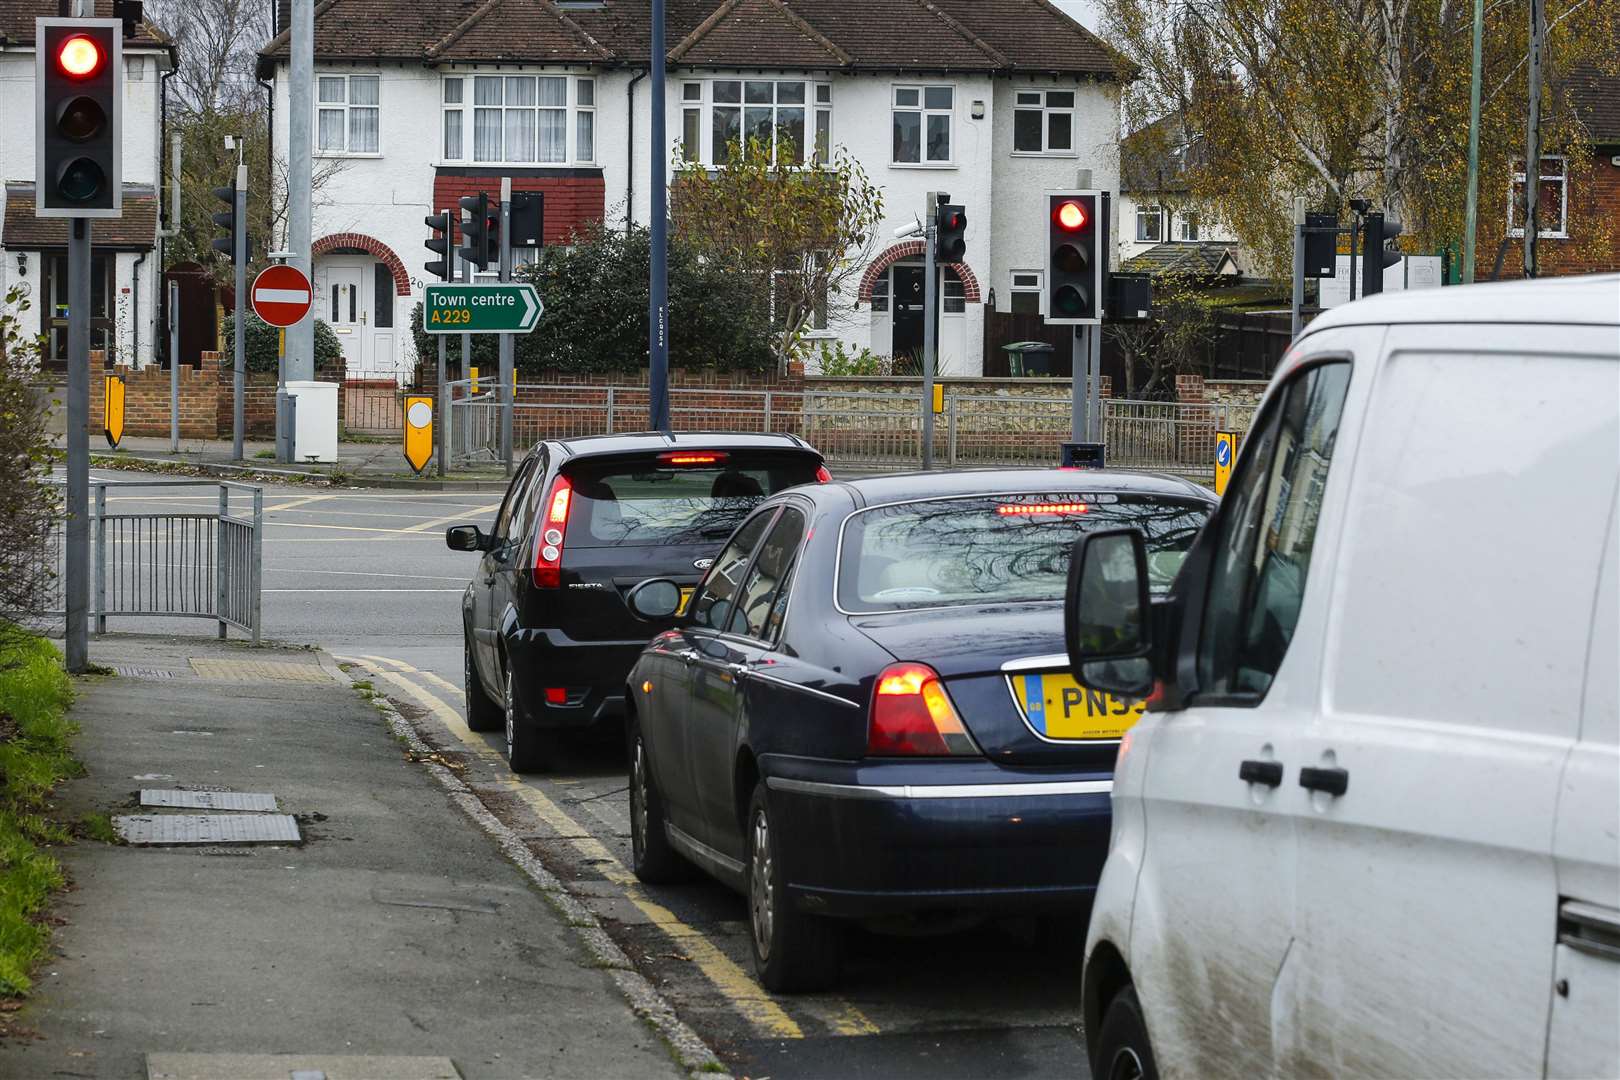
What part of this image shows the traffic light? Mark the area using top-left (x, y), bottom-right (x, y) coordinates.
top-left (211, 182), bottom-right (241, 261)
top-left (425, 210), bottom-right (453, 281)
top-left (1360, 212), bottom-right (1403, 296)
top-left (1304, 212), bottom-right (1338, 278)
top-left (510, 192), bottom-right (544, 249)
top-left (1047, 191), bottom-right (1101, 324)
top-left (458, 192), bottom-right (495, 270)
top-left (935, 202), bottom-right (966, 261)
top-left (35, 19), bottom-right (122, 217)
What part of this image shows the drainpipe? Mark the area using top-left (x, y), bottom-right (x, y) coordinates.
top-left (159, 58), bottom-right (175, 364)
top-left (131, 249), bottom-right (146, 366)
top-left (626, 69), bottom-right (647, 228)
top-left (260, 71), bottom-right (275, 233)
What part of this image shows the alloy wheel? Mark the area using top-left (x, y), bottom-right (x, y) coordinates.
top-left (1107, 1046), bottom-right (1146, 1080)
top-left (749, 807), bottom-right (774, 961)
top-left (631, 737), bottom-right (650, 862)
top-left (504, 669), bottom-right (515, 759)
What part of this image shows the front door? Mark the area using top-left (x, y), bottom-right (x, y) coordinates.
top-left (326, 264), bottom-right (367, 373)
top-left (891, 265), bottom-right (925, 366)
top-left (44, 253), bottom-right (115, 366)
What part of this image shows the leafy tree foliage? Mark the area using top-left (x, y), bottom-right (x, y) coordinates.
top-left (1103, 272), bottom-right (1220, 398)
top-left (220, 313), bottom-right (344, 374)
top-left (0, 288), bottom-right (59, 636)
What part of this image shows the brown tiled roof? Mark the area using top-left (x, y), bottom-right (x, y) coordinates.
top-left (1120, 242), bottom-right (1240, 277)
top-left (2, 186), bottom-right (159, 249)
top-left (0, 0), bottom-right (170, 47)
top-left (1567, 60), bottom-right (1620, 144)
top-left (260, 0), bottom-right (1122, 78)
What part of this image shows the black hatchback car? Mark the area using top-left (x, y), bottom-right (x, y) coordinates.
top-left (621, 470), bottom-right (1214, 991)
top-left (446, 432), bottom-right (827, 772)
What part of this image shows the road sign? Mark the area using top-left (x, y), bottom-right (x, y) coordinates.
top-left (1215, 431), bottom-right (1235, 496)
top-left (403, 395), bottom-right (433, 474)
top-left (422, 282), bottom-right (542, 335)
top-left (103, 372), bottom-right (125, 448)
top-left (251, 264), bottom-right (313, 327)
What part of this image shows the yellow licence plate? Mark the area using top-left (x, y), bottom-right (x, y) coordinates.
top-left (1010, 672), bottom-right (1146, 741)
top-left (676, 587), bottom-right (695, 616)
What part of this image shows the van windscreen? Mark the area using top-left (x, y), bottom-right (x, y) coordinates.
top-left (563, 454), bottom-right (820, 548)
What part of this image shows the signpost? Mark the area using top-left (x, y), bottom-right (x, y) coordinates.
top-left (1215, 431), bottom-right (1235, 496)
top-left (250, 264), bottom-right (313, 327)
top-left (403, 396), bottom-right (433, 474)
top-left (421, 283), bottom-right (542, 335)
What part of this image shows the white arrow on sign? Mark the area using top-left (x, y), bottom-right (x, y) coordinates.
top-left (518, 286), bottom-right (542, 332)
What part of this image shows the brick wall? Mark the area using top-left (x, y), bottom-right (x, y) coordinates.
top-left (87, 353), bottom-right (347, 440)
top-left (431, 173), bottom-right (607, 247)
top-left (1475, 152), bottom-right (1620, 279)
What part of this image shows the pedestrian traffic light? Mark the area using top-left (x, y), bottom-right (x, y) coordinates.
top-left (1360, 212), bottom-right (1403, 296)
top-left (35, 19), bottom-right (122, 217)
top-left (211, 182), bottom-right (242, 261)
top-left (425, 210), bottom-right (453, 281)
top-left (458, 192), bottom-right (495, 270)
top-left (1047, 191), bottom-right (1101, 325)
top-left (935, 202), bottom-right (966, 261)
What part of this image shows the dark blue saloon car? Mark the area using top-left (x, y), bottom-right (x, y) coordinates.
top-left (621, 470), bottom-right (1214, 990)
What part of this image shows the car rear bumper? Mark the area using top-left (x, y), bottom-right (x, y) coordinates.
top-left (506, 627), bottom-right (646, 730)
top-left (762, 759), bottom-right (1113, 919)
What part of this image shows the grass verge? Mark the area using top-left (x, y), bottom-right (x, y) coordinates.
top-left (0, 630), bottom-right (76, 997)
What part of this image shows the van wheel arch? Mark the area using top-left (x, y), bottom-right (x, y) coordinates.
top-left (1083, 940), bottom-right (1132, 1063)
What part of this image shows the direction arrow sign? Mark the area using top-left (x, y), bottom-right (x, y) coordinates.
top-left (422, 283), bottom-right (543, 335)
top-left (251, 264), bottom-right (313, 328)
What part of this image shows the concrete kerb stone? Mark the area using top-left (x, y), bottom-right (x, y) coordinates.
top-left (328, 658), bottom-right (729, 1080)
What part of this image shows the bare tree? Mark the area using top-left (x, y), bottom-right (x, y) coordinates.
top-left (148, 0), bottom-right (271, 114)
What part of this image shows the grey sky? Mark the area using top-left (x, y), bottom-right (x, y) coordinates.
top-left (1054, 0), bottom-right (1102, 32)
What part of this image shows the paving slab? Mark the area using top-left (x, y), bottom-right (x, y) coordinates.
top-left (0, 634), bottom-right (683, 1080)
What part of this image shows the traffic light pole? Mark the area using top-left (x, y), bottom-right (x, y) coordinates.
top-left (648, 0), bottom-right (671, 434)
top-left (169, 278), bottom-right (180, 452)
top-left (232, 164), bottom-right (246, 460)
top-left (921, 192), bottom-right (938, 471)
top-left (1291, 196), bottom-right (1306, 337)
top-left (65, 218), bottom-right (91, 673)
top-left (499, 177), bottom-right (514, 476)
top-left (1070, 327), bottom-right (1086, 444)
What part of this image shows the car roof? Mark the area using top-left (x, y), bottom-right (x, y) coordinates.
top-left (810, 467), bottom-right (1215, 509)
top-left (1302, 273), bottom-right (1620, 337)
top-left (552, 431), bottom-right (817, 460)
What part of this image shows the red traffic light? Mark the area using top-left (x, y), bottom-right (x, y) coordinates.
top-left (57, 34), bottom-right (103, 78)
top-left (1053, 200), bottom-right (1087, 231)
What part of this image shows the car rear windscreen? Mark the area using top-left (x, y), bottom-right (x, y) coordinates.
top-left (837, 492), bottom-right (1211, 612)
top-left (564, 453), bottom-right (821, 548)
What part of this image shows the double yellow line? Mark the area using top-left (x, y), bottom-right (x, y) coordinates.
top-left (338, 654), bottom-right (881, 1040)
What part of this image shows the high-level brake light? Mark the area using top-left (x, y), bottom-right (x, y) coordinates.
top-left (533, 475), bottom-right (574, 588)
top-left (659, 451), bottom-right (728, 466)
top-left (868, 662), bottom-right (979, 757)
top-left (996, 502), bottom-right (1089, 516)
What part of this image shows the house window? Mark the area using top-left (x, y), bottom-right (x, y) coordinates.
top-left (892, 85), bottom-right (953, 164)
top-left (1135, 205), bottom-right (1163, 242)
top-left (1177, 213), bottom-right (1200, 242)
top-left (441, 75), bottom-right (593, 165)
top-left (770, 267), bottom-right (829, 331)
top-left (1010, 270), bottom-right (1043, 314)
top-left (871, 272), bottom-right (889, 312)
top-left (317, 74), bottom-right (379, 154)
top-left (943, 269), bottom-right (965, 314)
top-left (683, 80), bottom-right (830, 167)
top-left (1013, 90), bottom-right (1075, 154)
top-left (1509, 155), bottom-right (1567, 237)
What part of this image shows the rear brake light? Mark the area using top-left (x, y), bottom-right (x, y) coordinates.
top-left (659, 451), bottom-right (728, 466)
top-left (996, 502), bottom-right (1088, 516)
top-left (533, 475), bottom-right (573, 588)
top-left (815, 465), bottom-right (833, 483)
top-left (868, 662), bottom-right (978, 757)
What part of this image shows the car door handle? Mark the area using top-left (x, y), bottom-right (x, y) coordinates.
top-left (672, 649), bottom-right (698, 663)
top-left (1299, 766), bottom-right (1349, 797)
top-left (1239, 759), bottom-right (1284, 787)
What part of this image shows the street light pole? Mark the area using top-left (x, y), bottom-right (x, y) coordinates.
top-left (648, 0), bottom-right (670, 433)
top-left (1462, 0), bottom-right (1483, 283)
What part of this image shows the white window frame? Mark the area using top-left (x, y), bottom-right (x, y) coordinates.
top-left (316, 73), bottom-right (381, 156)
top-left (1135, 205), bottom-right (1164, 243)
top-left (439, 74), bottom-right (596, 166)
top-left (1009, 270), bottom-right (1044, 315)
top-left (679, 79), bottom-right (831, 168)
top-left (1011, 89), bottom-right (1077, 156)
top-left (891, 84), bottom-right (955, 167)
top-left (1508, 155), bottom-right (1568, 238)
top-left (1176, 212), bottom-right (1200, 242)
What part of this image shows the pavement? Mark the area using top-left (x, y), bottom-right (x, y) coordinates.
top-left (0, 635), bottom-right (694, 1080)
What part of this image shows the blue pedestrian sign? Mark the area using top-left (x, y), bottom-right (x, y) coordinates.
top-left (1214, 431), bottom-right (1236, 496)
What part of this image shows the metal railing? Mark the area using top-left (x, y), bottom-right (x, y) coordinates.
top-left (342, 381), bottom-right (406, 436)
top-left (42, 478), bottom-right (263, 642)
top-left (444, 381), bottom-right (1257, 480)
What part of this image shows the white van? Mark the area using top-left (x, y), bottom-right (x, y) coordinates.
top-left (1065, 274), bottom-right (1619, 1080)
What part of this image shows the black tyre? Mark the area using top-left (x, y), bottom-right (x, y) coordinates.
top-left (1093, 985), bottom-right (1159, 1080)
top-left (463, 632), bottom-right (503, 733)
top-left (627, 718), bottom-right (687, 883)
top-left (504, 666), bottom-right (550, 773)
top-left (746, 782), bottom-right (843, 992)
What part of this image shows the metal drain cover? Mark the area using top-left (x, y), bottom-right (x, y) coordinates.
top-left (114, 814), bottom-right (301, 845)
top-left (114, 666), bottom-right (175, 679)
top-left (140, 790), bottom-right (278, 812)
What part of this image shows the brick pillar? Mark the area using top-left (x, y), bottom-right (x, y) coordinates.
top-left (1175, 373), bottom-right (1206, 403)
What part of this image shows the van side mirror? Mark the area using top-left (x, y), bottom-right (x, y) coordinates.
top-left (1065, 529), bottom-right (1155, 697)
top-left (446, 524), bottom-right (491, 552)
top-left (627, 578), bottom-right (682, 621)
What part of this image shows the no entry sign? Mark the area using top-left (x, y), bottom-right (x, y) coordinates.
top-left (251, 264), bottom-right (313, 327)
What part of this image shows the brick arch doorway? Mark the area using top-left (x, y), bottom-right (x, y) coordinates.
top-left (311, 233), bottom-right (411, 385)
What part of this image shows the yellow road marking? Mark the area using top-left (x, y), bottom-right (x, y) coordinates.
top-left (337, 654), bottom-right (812, 1040)
top-left (358, 654), bottom-right (464, 698)
top-left (402, 503), bottom-right (502, 533)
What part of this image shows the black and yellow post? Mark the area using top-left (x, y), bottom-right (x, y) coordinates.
top-left (403, 395), bottom-right (434, 474)
top-left (102, 372), bottom-right (125, 448)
